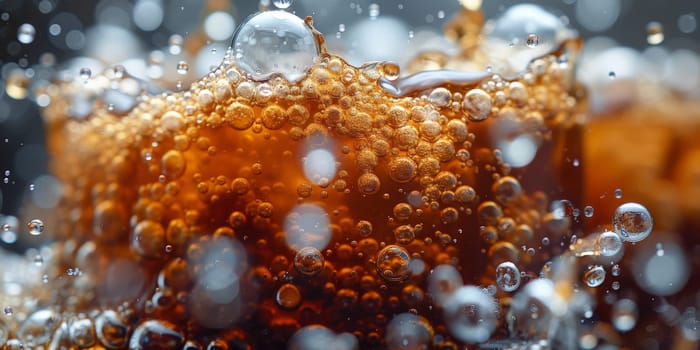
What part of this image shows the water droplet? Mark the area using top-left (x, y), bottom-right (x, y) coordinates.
top-left (495, 261), bottom-right (521, 292)
top-left (176, 61), bottom-right (189, 75)
top-left (27, 219), bottom-right (44, 236)
top-left (614, 188), bottom-right (623, 198)
top-left (646, 21), bottom-right (664, 45)
top-left (583, 265), bottom-right (606, 288)
top-left (293, 246), bottom-right (324, 277)
top-left (4, 307), bottom-right (12, 316)
top-left (613, 202), bottom-right (653, 243)
top-left (232, 10), bottom-right (320, 83)
top-left (272, 0), bottom-right (292, 9)
top-left (376, 245), bottom-right (411, 282)
top-left (443, 285), bottom-right (497, 343)
top-left (17, 23), bottom-right (36, 44)
top-left (79, 67), bottom-right (91, 81)
top-left (526, 33), bottom-right (539, 47)
top-left (596, 230), bottom-right (622, 257)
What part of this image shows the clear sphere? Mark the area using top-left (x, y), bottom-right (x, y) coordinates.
top-left (613, 202), bottom-right (653, 243)
top-left (232, 10), bottom-right (320, 83)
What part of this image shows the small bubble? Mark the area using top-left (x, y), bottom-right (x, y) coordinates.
top-left (678, 13), bottom-right (697, 34)
top-left (33, 254), bottom-right (43, 266)
top-left (613, 202), bottom-right (653, 243)
top-left (437, 10), bottom-right (445, 19)
top-left (4, 306), bottom-right (13, 316)
top-left (612, 299), bottom-right (638, 332)
top-left (176, 61), bottom-right (189, 75)
top-left (611, 264), bottom-right (621, 277)
top-left (526, 33), bottom-right (539, 48)
top-left (584, 265), bottom-right (606, 288)
top-left (28, 183), bottom-right (34, 191)
top-left (608, 71), bottom-right (616, 79)
top-left (79, 67), bottom-right (91, 81)
top-left (17, 23), bottom-right (36, 44)
top-left (408, 30), bottom-right (414, 39)
top-left (495, 261), bottom-right (521, 292)
top-left (646, 21), bottom-right (664, 45)
top-left (584, 205), bottom-right (594, 218)
top-left (293, 246), bottom-right (324, 277)
top-left (272, 0), bottom-right (292, 9)
top-left (42, 274), bottom-right (49, 283)
top-left (596, 230), bottom-right (622, 257)
top-left (655, 242), bottom-right (665, 256)
top-left (614, 188), bottom-right (623, 198)
top-left (113, 65), bottom-right (126, 79)
top-left (338, 23), bottom-right (345, 32)
top-left (27, 219), bottom-right (44, 236)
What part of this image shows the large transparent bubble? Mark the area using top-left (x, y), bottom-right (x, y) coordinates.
top-left (232, 10), bottom-right (320, 83)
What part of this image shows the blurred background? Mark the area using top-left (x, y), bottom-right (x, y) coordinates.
top-left (0, 0), bottom-right (698, 245)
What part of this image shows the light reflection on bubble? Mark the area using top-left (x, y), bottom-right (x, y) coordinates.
top-left (289, 325), bottom-right (358, 350)
top-left (204, 11), bottom-right (236, 42)
top-left (303, 148), bottom-right (337, 186)
top-left (633, 237), bottom-right (688, 296)
top-left (499, 134), bottom-right (538, 168)
top-left (133, 0), bottom-right (164, 31)
top-left (284, 203), bottom-right (331, 250)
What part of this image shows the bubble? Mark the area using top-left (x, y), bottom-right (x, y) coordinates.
top-left (376, 245), bottom-right (411, 282)
top-left (17, 23), bottom-right (36, 44)
top-left (427, 265), bottom-right (463, 306)
top-left (646, 21), bottom-right (664, 45)
top-left (176, 61), bottom-right (189, 75)
top-left (583, 265), bottom-right (606, 288)
top-left (79, 67), bottom-right (92, 81)
top-left (596, 230), bottom-right (622, 257)
top-left (608, 71), bottom-right (616, 79)
top-left (203, 11), bottom-right (236, 42)
top-left (303, 149), bottom-right (337, 185)
top-left (276, 283), bottom-right (302, 310)
top-left (129, 320), bottom-right (183, 349)
top-left (613, 202), bottom-right (653, 242)
top-left (18, 309), bottom-right (60, 345)
top-left (393, 225), bottom-right (415, 245)
top-left (611, 299), bottom-right (638, 332)
top-left (575, 0), bottom-right (621, 32)
top-left (284, 203), bottom-right (331, 250)
top-left (289, 325), bottom-right (358, 350)
top-left (3, 307), bottom-right (12, 316)
top-left (273, 0), bottom-right (293, 9)
top-left (131, 220), bottom-right (166, 258)
top-left (526, 33), bottom-right (539, 47)
top-left (678, 13), bottom-right (697, 34)
top-left (680, 308), bottom-right (700, 341)
top-left (496, 261), bottom-right (521, 292)
top-left (232, 10), bottom-right (320, 83)
top-left (614, 188), bottom-right (623, 198)
top-left (294, 246), bottom-right (324, 277)
top-left (462, 89), bottom-right (492, 121)
top-left (385, 313), bottom-right (433, 350)
top-left (443, 285), bottom-right (498, 343)
top-left (357, 173), bottom-right (381, 195)
top-left (95, 310), bottom-right (130, 348)
top-left (428, 87), bottom-right (452, 107)
top-left (492, 176), bottom-right (522, 204)
top-left (388, 156), bottom-right (416, 184)
top-left (27, 219), bottom-right (44, 236)
top-left (633, 239), bottom-right (689, 296)
top-left (33, 254), bottom-right (43, 266)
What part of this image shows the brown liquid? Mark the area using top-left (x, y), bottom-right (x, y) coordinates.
top-left (21, 9), bottom-right (588, 350)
